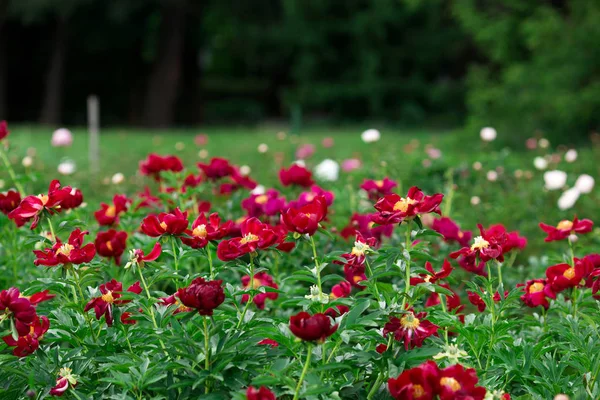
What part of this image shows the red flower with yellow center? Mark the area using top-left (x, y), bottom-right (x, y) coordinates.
top-left (94, 194), bottom-right (130, 226)
top-left (388, 360), bottom-right (439, 400)
top-left (8, 180), bottom-right (74, 229)
top-left (450, 224), bottom-right (506, 272)
top-left (546, 258), bottom-right (593, 293)
top-left (95, 229), bottom-right (128, 264)
top-left (84, 279), bottom-right (142, 326)
top-left (281, 195), bottom-right (328, 236)
top-left (181, 212), bottom-right (232, 249)
top-left (372, 186), bottom-right (443, 225)
top-left (141, 208), bottom-right (189, 237)
top-left (0, 288), bottom-right (37, 335)
top-left (241, 272), bottom-right (279, 310)
top-left (217, 218), bottom-right (278, 261)
top-left (438, 364), bottom-right (486, 400)
top-left (539, 216), bottom-right (593, 242)
top-left (2, 315), bottom-right (49, 357)
top-left (360, 177), bottom-right (398, 201)
top-left (34, 228), bottom-right (96, 267)
top-left (139, 153), bottom-right (184, 181)
top-left (242, 189), bottom-right (286, 218)
top-left (0, 190), bottom-right (21, 215)
top-left (519, 279), bottom-right (555, 309)
top-left (383, 311), bottom-right (439, 350)
top-left (431, 217), bottom-right (472, 247)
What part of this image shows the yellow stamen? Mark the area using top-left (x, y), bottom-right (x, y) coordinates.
top-left (375, 180), bottom-right (384, 187)
top-left (56, 243), bottom-right (74, 257)
top-left (556, 220), bottom-right (573, 230)
top-left (101, 291), bottom-right (114, 303)
top-left (255, 195), bottom-right (268, 205)
top-left (412, 384), bottom-right (426, 398)
top-left (393, 197), bottom-right (417, 213)
top-left (160, 221), bottom-right (168, 230)
top-left (440, 377), bottom-right (461, 392)
top-left (106, 241), bottom-right (113, 252)
top-left (193, 224), bottom-right (208, 238)
top-left (105, 205), bottom-right (116, 218)
top-left (240, 233), bottom-right (259, 244)
top-left (400, 312), bottom-right (421, 329)
top-left (563, 268), bottom-right (576, 280)
top-left (351, 241), bottom-right (370, 257)
top-left (38, 194), bottom-right (49, 205)
top-left (529, 282), bottom-right (545, 294)
top-left (470, 236), bottom-right (490, 251)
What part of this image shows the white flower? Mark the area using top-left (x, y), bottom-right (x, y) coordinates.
top-left (251, 185), bottom-right (266, 195)
top-left (568, 234), bottom-right (578, 243)
top-left (533, 156), bottom-right (548, 170)
top-left (538, 138), bottom-right (550, 149)
top-left (57, 160), bottom-right (76, 175)
top-left (111, 173), bottom-right (125, 185)
top-left (361, 129), bottom-right (381, 143)
top-left (470, 196), bottom-right (481, 206)
top-left (473, 161), bottom-right (482, 171)
top-left (543, 170), bottom-right (567, 190)
top-left (486, 171), bottom-right (498, 182)
top-left (198, 149), bottom-right (208, 159)
top-left (564, 149), bottom-right (577, 163)
top-left (239, 165), bottom-right (251, 176)
top-left (314, 159), bottom-right (339, 182)
top-left (22, 156), bottom-right (33, 167)
top-left (480, 127), bottom-right (497, 142)
top-left (304, 285), bottom-right (329, 304)
top-left (51, 128), bottom-right (73, 147)
top-left (557, 187), bottom-right (580, 210)
top-left (257, 143), bottom-right (269, 153)
top-left (575, 174), bottom-right (594, 194)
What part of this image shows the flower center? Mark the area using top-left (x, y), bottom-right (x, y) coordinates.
top-left (56, 243), bottom-right (74, 257)
top-left (193, 224), bottom-right (208, 238)
top-left (240, 233), bottom-right (259, 244)
top-left (375, 180), bottom-right (384, 188)
top-left (101, 291), bottom-right (115, 303)
top-left (529, 282), bottom-right (545, 294)
top-left (38, 194), bottom-right (49, 206)
top-left (400, 313), bottom-right (421, 329)
top-left (556, 220), bottom-right (573, 230)
top-left (412, 384), bottom-right (426, 398)
top-left (106, 241), bottom-right (113, 252)
top-left (440, 377), bottom-right (461, 392)
top-left (393, 197), bottom-right (416, 213)
top-left (105, 205), bottom-right (117, 218)
top-left (160, 221), bottom-right (168, 230)
top-left (471, 236), bottom-right (490, 251)
top-left (563, 268), bottom-right (576, 280)
top-left (305, 193), bottom-right (315, 202)
top-left (250, 278), bottom-right (262, 289)
top-left (255, 195), bottom-right (268, 205)
top-left (351, 241), bottom-right (370, 256)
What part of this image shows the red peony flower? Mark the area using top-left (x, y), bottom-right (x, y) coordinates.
top-left (450, 224), bottom-right (507, 269)
top-left (281, 195), bottom-right (327, 235)
top-left (425, 284), bottom-right (463, 312)
top-left (546, 258), bottom-right (593, 293)
top-left (272, 223), bottom-right (296, 252)
top-left (141, 208), bottom-right (189, 237)
top-left (135, 187), bottom-right (163, 210)
top-left (279, 164), bottom-right (314, 187)
top-left (84, 279), bottom-right (142, 326)
top-left (289, 311), bottom-right (338, 343)
top-left (437, 364), bottom-right (487, 400)
top-left (388, 360), bottom-right (439, 400)
top-left (432, 217), bottom-right (472, 248)
top-left (26, 290), bottom-right (56, 306)
top-left (467, 290), bottom-right (506, 312)
top-left (0, 287), bottom-right (37, 335)
top-left (181, 213), bottom-right (232, 249)
top-left (33, 228), bottom-right (96, 267)
top-left (241, 272), bottom-right (278, 310)
top-left (289, 185), bottom-right (334, 208)
top-left (0, 120), bottom-right (8, 140)
top-left (126, 242), bottom-right (162, 269)
top-left (94, 194), bottom-right (130, 226)
top-left (486, 224), bottom-right (527, 253)
top-left (324, 305), bottom-right (350, 318)
top-left (60, 188), bottom-right (83, 210)
top-left (217, 218), bottom-right (278, 261)
top-left (411, 260), bottom-right (453, 286)
top-left (139, 153), bottom-right (184, 181)
top-left (49, 367), bottom-right (77, 396)
top-left (383, 311), bottom-right (439, 350)
top-left (539, 217), bottom-right (594, 242)
top-left (2, 315), bottom-right (49, 357)
top-left (519, 279), bottom-right (555, 309)
top-left (343, 262), bottom-right (367, 288)
top-left (338, 233), bottom-right (377, 267)
top-left (198, 157), bottom-right (235, 180)
top-left (331, 281), bottom-right (352, 299)
top-left (242, 189), bottom-right (287, 218)
top-left (95, 229), bottom-right (128, 264)
top-left (160, 293), bottom-right (193, 314)
top-left (0, 190), bottom-right (21, 215)
top-left (360, 178), bottom-right (398, 201)
top-left (340, 213), bottom-right (393, 245)
top-left (372, 186), bottom-right (443, 225)
top-left (246, 386), bottom-right (276, 400)
top-left (177, 278), bottom-right (224, 316)
top-left (8, 180), bottom-right (73, 229)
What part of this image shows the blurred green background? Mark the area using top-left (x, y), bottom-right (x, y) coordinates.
top-left (0, 0), bottom-right (599, 143)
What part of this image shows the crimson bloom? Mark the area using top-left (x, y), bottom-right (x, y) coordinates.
top-left (438, 364), bottom-right (486, 400)
top-left (546, 258), bottom-right (593, 293)
top-left (139, 153), bottom-right (184, 180)
top-left (411, 260), bottom-right (453, 286)
top-left (241, 272), bottom-right (278, 310)
top-left (61, 188), bottom-right (83, 210)
top-left (95, 229), bottom-right (128, 264)
top-left (388, 360), bottom-right (439, 400)
top-left (372, 186), bottom-right (443, 225)
top-left (450, 224), bottom-right (507, 270)
top-left (290, 185), bottom-right (335, 208)
top-left (519, 279), bottom-right (555, 309)
top-left (125, 242), bottom-right (162, 269)
top-left (242, 189), bottom-right (286, 218)
top-left (343, 262), bottom-right (367, 288)
top-left (84, 279), bottom-right (142, 326)
top-left (181, 213), bottom-right (232, 249)
top-left (8, 180), bottom-right (73, 229)
top-left (160, 293), bottom-right (193, 314)
top-left (0, 120), bottom-right (8, 140)
top-left (33, 228), bottom-right (96, 267)
top-left (177, 278), bottom-right (224, 316)
top-left (432, 217), bottom-right (472, 248)
top-left (360, 178), bottom-right (398, 201)
top-left (198, 157), bottom-right (234, 180)
top-left (0, 190), bottom-right (21, 215)
top-left (2, 315), bottom-right (49, 357)
top-left (49, 367), bottom-right (77, 397)
top-left (383, 311), bottom-right (439, 350)
top-left (539, 217), bottom-right (594, 242)
top-left (467, 290), bottom-right (506, 312)
top-left (94, 194), bottom-right (130, 226)
top-left (279, 164), bottom-right (314, 187)
top-left (141, 208), bottom-right (189, 237)
top-left (0, 287), bottom-right (37, 335)
top-left (27, 290), bottom-right (56, 306)
top-left (281, 195), bottom-right (327, 235)
top-left (331, 281), bottom-right (352, 299)
top-left (246, 386), bottom-right (276, 400)
top-left (486, 224), bottom-right (527, 253)
top-left (289, 312), bottom-right (338, 343)
top-left (217, 218), bottom-right (278, 261)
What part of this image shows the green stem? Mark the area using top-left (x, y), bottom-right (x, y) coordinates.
top-left (292, 344), bottom-right (312, 400)
top-left (568, 236), bottom-right (576, 267)
top-left (438, 294), bottom-right (450, 345)
top-left (137, 265), bottom-right (168, 351)
top-left (364, 257), bottom-right (381, 302)
top-left (171, 237), bottom-right (179, 276)
top-left (204, 317), bottom-right (211, 394)
top-left (367, 370), bottom-right (386, 400)
top-left (401, 221), bottom-right (412, 309)
top-left (236, 258), bottom-right (255, 330)
top-left (0, 146), bottom-right (25, 196)
top-left (309, 236), bottom-right (323, 309)
top-left (46, 217), bottom-right (56, 243)
top-left (496, 260), bottom-right (503, 292)
top-left (206, 244), bottom-right (214, 280)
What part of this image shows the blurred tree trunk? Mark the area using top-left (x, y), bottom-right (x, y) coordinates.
top-left (0, 0), bottom-right (8, 120)
top-left (142, 0), bottom-right (187, 128)
top-left (39, 16), bottom-right (68, 125)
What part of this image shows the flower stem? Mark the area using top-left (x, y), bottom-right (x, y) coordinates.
top-left (204, 317), bottom-right (211, 394)
top-left (46, 217), bottom-right (56, 243)
top-left (206, 244), bottom-right (214, 280)
top-left (137, 265), bottom-right (168, 351)
top-left (309, 236), bottom-right (323, 310)
top-left (496, 260), bottom-right (504, 292)
top-left (367, 367), bottom-right (386, 400)
top-left (364, 257), bottom-right (381, 302)
top-left (292, 344), bottom-right (312, 400)
top-left (236, 258), bottom-right (254, 330)
top-left (0, 146), bottom-right (25, 196)
top-left (401, 221), bottom-right (412, 309)
top-left (171, 237), bottom-right (179, 274)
